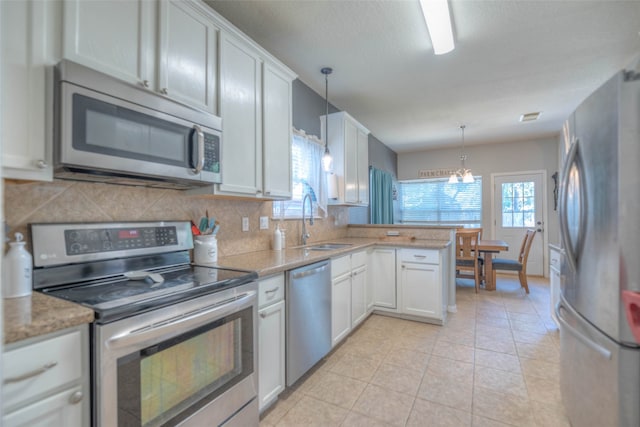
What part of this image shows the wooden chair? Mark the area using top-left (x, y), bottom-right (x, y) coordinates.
top-left (455, 230), bottom-right (482, 292)
top-left (456, 227), bottom-right (484, 280)
top-left (492, 229), bottom-right (536, 294)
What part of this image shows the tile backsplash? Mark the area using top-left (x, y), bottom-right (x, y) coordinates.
top-left (3, 179), bottom-right (350, 257)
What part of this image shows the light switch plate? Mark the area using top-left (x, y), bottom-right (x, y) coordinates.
top-left (259, 216), bottom-right (269, 230)
top-left (242, 217), bottom-right (249, 232)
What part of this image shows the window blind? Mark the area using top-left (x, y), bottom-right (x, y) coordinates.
top-left (397, 177), bottom-right (482, 226)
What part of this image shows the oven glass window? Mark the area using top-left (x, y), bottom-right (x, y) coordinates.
top-left (116, 307), bottom-right (253, 427)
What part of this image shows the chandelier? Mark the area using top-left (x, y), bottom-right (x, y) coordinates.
top-left (448, 125), bottom-right (474, 184)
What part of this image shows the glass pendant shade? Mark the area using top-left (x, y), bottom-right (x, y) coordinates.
top-left (322, 147), bottom-right (333, 172)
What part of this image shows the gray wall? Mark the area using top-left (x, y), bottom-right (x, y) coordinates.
top-left (292, 78), bottom-right (399, 225)
top-left (292, 79), bottom-right (339, 137)
top-left (397, 136), bottom-right (561, 245)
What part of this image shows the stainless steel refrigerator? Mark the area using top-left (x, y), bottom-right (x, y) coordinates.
top-left (557, 68), bottom-right (640, 426)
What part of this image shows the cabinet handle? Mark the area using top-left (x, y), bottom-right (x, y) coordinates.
top-left (260, 312), bottom-right (267, 318)
top-left (69, 391), bottom-right (83, 405)
top-left (265, 287), bottom-right (280, 294)
top-left (160, 88), bottom-right (168, 95)
top-left (140, 80), bottom-right (150, 88)
top-left (4, 361), bottom-right (57, 384)
top-left (402, 265), bottom-right (406, 269)
top-left (413, 255), bottom-right (426, 259)
top-left (36, 159), bottom-right (48, 169)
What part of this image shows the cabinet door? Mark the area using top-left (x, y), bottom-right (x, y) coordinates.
top-left (258, 300), bottom-right (285, 411)
top-left (158, 1), bottom-right (217, 113)
top-left (371, 249), bottom-right (397, 309)
top-left (343, 119), bottom-right (359, 204)
top-left (400, 261), bottom-right (441, 319)
top-left (356, 128), bottom-right (369, 205)
top-left (3, 386), bottom-right (83, 427)
top-left (351, 266), bottom-right (367, 327)
top-left (218, 32), bottom-right (262, 196)
top-left (262, 62), bottom-right (292, 198)
top-left (1, 0), bottom-right (58, 181)
top-left (331, 273), bottom-right (352, 347)
top-left (63, 0), bottom-right (154, 87)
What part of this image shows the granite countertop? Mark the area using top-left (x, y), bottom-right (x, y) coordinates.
top-left (216, 237), bottom-right (451, 277)
top-left (3, 236), bottom-right (449, 345)
top-left (3, 292), bottom-right (94, 345)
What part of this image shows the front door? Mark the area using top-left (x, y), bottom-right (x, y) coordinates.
top-left (492, 172), bottom-right (546, 276)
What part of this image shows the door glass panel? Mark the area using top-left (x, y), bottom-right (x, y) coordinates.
top-left (501, 181), bottom-right (536, 227)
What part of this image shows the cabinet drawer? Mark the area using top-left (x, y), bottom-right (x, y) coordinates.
top-left (351, 250), bottom-right (367, 269)
top-left (399, 248), bottom-right (439, 264)
top-left (259, 274), bottom-right (285, 308)
top-left (3, 329), bottom-right (82, 410)
top-left (331, 255), bottom-right (351, 278)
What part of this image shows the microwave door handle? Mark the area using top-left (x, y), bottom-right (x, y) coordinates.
top-left (191, 124), bottom-right (204, 174)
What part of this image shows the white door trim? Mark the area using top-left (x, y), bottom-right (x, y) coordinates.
top-left (490, 170), bottom-right (549, 278)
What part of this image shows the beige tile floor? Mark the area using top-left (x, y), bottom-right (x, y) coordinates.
top-left (259, 275), bottom-right (571, 427)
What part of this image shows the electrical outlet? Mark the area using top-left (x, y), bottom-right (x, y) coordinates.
top-left (259, 216), bottom-right (269, 230)
top-left (242, 217), bottom-right (249, 232)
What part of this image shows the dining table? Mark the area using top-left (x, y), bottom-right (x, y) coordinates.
top-left (477, 239), bottom-right (509, 291)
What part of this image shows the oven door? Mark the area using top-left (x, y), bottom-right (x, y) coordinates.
top-left (94, 282), bottom-right (258, 427)
top-left (59, 82), bottom-right (221, 184)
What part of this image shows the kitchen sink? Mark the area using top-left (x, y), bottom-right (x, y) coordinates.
top-left (307, 243), bottom-right (353, 251)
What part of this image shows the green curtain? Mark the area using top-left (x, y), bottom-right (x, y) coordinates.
top-left (370, 167), bottom-right (394, 224)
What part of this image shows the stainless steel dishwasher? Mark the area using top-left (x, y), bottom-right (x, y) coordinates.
top-left (286, 260), bottom-right (332, 386)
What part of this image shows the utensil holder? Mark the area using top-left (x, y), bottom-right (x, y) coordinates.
top-left (194, 235), bottom-right (218, 264)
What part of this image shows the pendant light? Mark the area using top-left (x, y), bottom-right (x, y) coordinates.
top-left (448, 125), bottom-right (474, 184)
top-left (321, 67), bottom-right (333, 172)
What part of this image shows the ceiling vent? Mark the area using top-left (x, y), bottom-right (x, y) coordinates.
top-left (519, 112), bottom-right (541, 122)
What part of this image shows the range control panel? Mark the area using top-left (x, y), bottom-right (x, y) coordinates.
top-left (64, 226), bottom-right (178, 255)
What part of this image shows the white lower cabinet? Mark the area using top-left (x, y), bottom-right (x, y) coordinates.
top-left (331, 251), bottom-right (369, 347)
top-left (397, 248), bottom-right (447, 323)
top-left (370, 247), bottom-right (397, 310)
top-left (2, 326), bottom-right (89, 427)
top-left (257, 274), bottom-right (286, 412)
top-left (331, 255), bottom-right (352, 347)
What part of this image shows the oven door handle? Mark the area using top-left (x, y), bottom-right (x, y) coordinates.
top-left (106, 290), bottom-right (256, 350)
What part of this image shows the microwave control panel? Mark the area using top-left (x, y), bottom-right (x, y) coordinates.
top-left (203, 133), bottom-right (220, 174)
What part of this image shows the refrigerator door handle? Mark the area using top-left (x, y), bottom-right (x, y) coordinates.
top-left (558, 138), bottom-right (586, 272)
top-left (556, 299), bottom-right (612, 360)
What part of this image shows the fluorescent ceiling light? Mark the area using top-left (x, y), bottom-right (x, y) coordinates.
top-left (420, 0), bottom-right (455, 55)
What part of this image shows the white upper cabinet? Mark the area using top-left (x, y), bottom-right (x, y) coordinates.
top-left (158, 0), bottom-right (218, 113)
top-left (322, 111), bottom-right (370, 206)
top-left (262, 62), bottom-right (293, 199)
top-left (217, 31), bottom-right (263, 196)
top-left (62, 0), bottom-right (155, 89)
top-left (190, 26), bottom-right (295, 199)
top-left (1, 0), bottom-right (60, 181)
top-left (63, 0), bottom-right (218, 114)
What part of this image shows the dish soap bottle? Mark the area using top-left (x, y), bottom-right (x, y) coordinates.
top-left (3, 232), bottom-right (32, 298)
top-left (273, 224), bottom-right (282, 251)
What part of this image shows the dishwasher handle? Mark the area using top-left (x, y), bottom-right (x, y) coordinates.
top-left (289, 262), bottom-right (329, 280)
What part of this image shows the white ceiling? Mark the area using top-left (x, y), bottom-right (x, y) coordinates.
top-left (205, 0), bottom-right (640, 153)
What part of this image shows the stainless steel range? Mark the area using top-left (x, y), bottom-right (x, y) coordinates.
top-left (30, 221), bottom-right (259, 427)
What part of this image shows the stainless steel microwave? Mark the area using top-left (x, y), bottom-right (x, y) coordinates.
top-left (54, 60), bottom-right (222, 189)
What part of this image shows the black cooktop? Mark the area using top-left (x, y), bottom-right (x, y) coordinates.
top-left (42, 264), bottom-right (257, 323)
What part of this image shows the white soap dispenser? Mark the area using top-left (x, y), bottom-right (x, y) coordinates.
top-left (3, 232), bottom-right (33, 298)
top-left (273, 224), bottom-right (282, 251)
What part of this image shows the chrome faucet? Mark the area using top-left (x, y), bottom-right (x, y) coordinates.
top-left (301, 193), bottom-right (314, 245)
